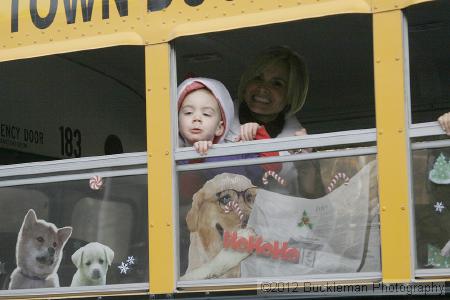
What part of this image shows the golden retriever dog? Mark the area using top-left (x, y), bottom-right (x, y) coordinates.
top-left (181, 173), bottom-right (256, 280)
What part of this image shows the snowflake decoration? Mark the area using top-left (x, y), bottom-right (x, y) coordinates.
top-left (118, 262), bottom-right (129, 274)
top-left (434, 202), bottom-right (445, 213)
top-left (127, 256), bottom-right (135, 265)
top-left (118, 255), bottom-right (137, 275)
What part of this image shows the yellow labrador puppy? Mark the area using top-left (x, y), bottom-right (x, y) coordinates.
top-left (70, 242), bottom-right (114, 286)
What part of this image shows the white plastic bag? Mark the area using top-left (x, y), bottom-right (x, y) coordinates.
top-left (241, 161), bottom-right (378, 276)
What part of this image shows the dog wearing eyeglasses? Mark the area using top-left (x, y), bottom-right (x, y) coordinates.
top-left (181, 173), bottom-right (256, 280)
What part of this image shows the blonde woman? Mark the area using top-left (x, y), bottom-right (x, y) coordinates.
top-left (226, 46), bottom-right (324, 197)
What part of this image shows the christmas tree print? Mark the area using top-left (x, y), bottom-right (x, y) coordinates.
top-left (427, 244), bottom-right (450, 268)
top-left (297, 210), bottom-right (313, 230)
top-left (429, 153), bottom-right (450, 184)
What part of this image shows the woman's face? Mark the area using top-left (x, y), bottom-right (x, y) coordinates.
top-left (243, 61), bottom-right (289, 122)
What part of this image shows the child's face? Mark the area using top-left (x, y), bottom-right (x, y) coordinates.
top-left (179, 89), bottom-right (224, 146)
top-left (243, 61), bottom-right (289, 121)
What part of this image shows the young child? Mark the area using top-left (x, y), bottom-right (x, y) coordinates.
top-left (177, 77), bottom-right (282, 182)
top-left (178, 77), bottom-right (281, 158)
top-left (178, 77), bottom-right (233, 155)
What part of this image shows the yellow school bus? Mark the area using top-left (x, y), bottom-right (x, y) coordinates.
top-left (0, 0), bottom-right (449, 299)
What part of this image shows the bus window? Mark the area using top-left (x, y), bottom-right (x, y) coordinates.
top-left (406, 1), bottom-right (450, 124)
top-left (407, 1), bottom-right (450, 276)
top-left (0, 46), bottom-right (146, 165)
top-left (0, 164), bottom-right (148, 291)
top-left (173, 13), bottom-right (380, 285)
top-left (412, 148), bottom-right (450, 271)
top-left (177, 155), bottom-right (379, 282)
top-left (174, 14), bottom-right (375, 137)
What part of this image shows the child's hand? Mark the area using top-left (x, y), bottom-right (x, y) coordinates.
top-left (289, 128), bottom-right (313, 154)
top-left (238, 122), bottom-right (260, 141)
top-left (193, 141), bottom-right (212, 155)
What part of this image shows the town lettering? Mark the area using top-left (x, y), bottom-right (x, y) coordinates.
top-left (10, 0), bottom-right (211, 32)
top-left (11, 0), bottom-right (128, 32)
top-left (223, 231), bottom-right (300, 264)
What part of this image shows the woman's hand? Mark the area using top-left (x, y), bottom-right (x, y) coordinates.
top-left (293, 128), bottom-right (325, 198)
top-left (289, 128), bottom-right (312, 154)
top-left (238, 122), bottom-right (260, 141)
top-left (438, 113), bottom-right (450, 136)
top-left (193, 141), bottom-right (212, 155)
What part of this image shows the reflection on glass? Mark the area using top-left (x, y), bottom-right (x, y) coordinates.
top-left (0, 175), bottom-right (148, 291)
top-left (178, 155), bottom-right (380, 280)
top-left (413, 148), bottom-right (450, 269)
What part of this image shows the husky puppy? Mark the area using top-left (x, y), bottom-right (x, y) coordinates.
top-left (9, 209), bottom-right (72, 289)
top-left (70, 242), bottom-right (114, 286)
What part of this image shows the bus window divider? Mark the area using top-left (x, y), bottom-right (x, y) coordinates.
top-left (409, 121), bottom-right (446, 138)
top-left (415, 268), bottom-right (450, 278)
top-left (177, 271), bottom-right (382, 289)
top-left (411, 139), bottom-right (450, 151)
top-left (0, 283), bottom-right (149, 298)
top-left (0, 168), bottom-right (148, 188)
top-left (0, 152), bottom-right (147, 179)
top-left (175, 128), bottom-right (377, 161)
top-left (176, 146), bottom-right (377, 172)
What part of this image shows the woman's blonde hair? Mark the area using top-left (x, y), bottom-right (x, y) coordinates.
top-left (238, 46), bottom-right (309, 116)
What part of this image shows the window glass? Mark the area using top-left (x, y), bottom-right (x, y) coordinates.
top-left (406, 0), bottom-right (450, 274)
top-left (406, 1), bottom-right (450, 124)
top-left (174, 14), bottom-right (375, 138)
top-left (0, 46), bottom-right (146, 165)
top-left (177, 155), bottom-right (380, 281)
top-left (174, 13), bottom-right (379, 284)
top-left (0, 173), bottom-right (148, 291)
top-left (413, 148), bottom-right (450, 269)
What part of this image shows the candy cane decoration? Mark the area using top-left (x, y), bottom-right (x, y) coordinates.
top-left (262, 170), bottom-right (287, 186)
top-left (223, 200), bottom-right (244, 223)
top-left (89, 175), bottom-right (104, 190)
top-left (327, 172), bottom-right (350, 193)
